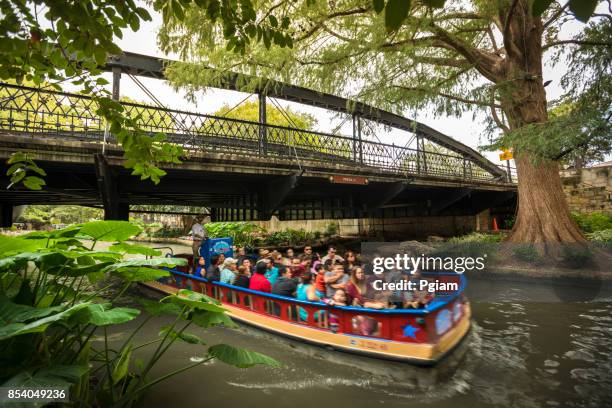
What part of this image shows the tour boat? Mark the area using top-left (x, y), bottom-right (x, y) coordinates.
top-left (142, 263), bottom-right (471, 365)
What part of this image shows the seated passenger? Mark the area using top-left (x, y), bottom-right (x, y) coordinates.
top-left (205, 254), bottom-right (221, 282)
top-left (220, 257), bottom-right (238, 284)
top-left (236, 246), bottom-right (248, 265)
top-left (233, 265), bottom-right (251, 288)
top-left (194, 256), bottom-right (205, 278)
top-left (296, 273), bottom-right (320, 302)
top-left (296, 273), bottom-right (320, 322)
top-left (249, 262), bottom-right (272, 293)
top-left (345, 267), bottom-right (386, 309)
top-left (289, 257), bottom-right (306, 278)
top-left (321, 246), bottom-right (344, 264)
top-left (325, 263), bottom-right (349, 298)
top-left (301, 245), bottom-right (320, 262)
top-left (324, 288), bottom-right (347, 306)
top-left (272, 266), bottom-right (298, 297)
top-left (241, 258), bottom-right (254, 274)
top-left (313, 264), bottom-right (327, 298)
top-left (264, 257), bottom-right (280, 285)
top-left (286, 247), bottom-right (295, 259)
top-left (342, 251), bottom-right (361, 273)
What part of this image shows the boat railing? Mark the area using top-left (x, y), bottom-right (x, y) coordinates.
top-left (168, 269), bottom-right (465, 315)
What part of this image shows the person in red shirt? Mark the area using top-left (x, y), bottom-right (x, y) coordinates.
top-left (249, 262), bottom-right (272, 293)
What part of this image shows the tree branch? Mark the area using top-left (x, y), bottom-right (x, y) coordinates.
top-left (543, 3), bottom-right (569, 28)
top-left (393, 85), bottom-right (499, 108)
top-left (543, 40), bottom-right (612, 50)
top-left (502, 0), bottom-right (522, 60)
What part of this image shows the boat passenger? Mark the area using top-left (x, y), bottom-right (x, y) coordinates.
top-left (296, 273), bottom-right (321, 322)
top-left (301, 245), bottom-right (320, 262)
top-left (289, 257), bottom-right (306, 278)
top-left (297, 273), bottom-right (320, 302)
top-left (241, 258), bottom-right (254, 274)
top-left (325, 263), bottom-right (349, 298)
top-left (194, 256), bottom-right (206, 278)
top-left (233, 265), bottom-right (251, 288)
top-left (205, 254), bottom-right (221, 282)
top-left (345, 267), bottom-right (386, 309)
top-left (313, 264), bottom-right (326, 298)
top-left (272, 266), bottom-right (298, 297)
top-left (321, 246), bottom-right (344, 264)
top-left (220, 257), bottom-right (238, 284)
top-left (286, 248), bottom-right (295, 259)
top-left (325, 288), bottom-right (347, 306)
top-left (342, 251), bottom-right (361, 273)
top-left (249, 262), bottom-right (272, 293)
top-left (264, 257), bottom-right (280, 285)
top-left (236, 246), bottom-right (249, 265)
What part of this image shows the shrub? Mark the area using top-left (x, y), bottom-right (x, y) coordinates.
top-left (560, 244), bottom-right (594, 269)
top-left (586, 229), bottom-right (612, 243)
top-left (449, 232), bottom-right (503, 244)
top-left (571, 211), bottom-right (612, 233)
top-left (512, 244), bottom-right (542, 264)
top-left (324, 222), bottom-right (339, 237)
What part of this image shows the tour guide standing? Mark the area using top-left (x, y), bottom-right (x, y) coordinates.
top-left (189, 215), bottom-right (207, 271)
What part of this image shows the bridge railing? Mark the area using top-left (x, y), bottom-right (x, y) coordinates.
top-left (0, 82), bottom-right (512, 184)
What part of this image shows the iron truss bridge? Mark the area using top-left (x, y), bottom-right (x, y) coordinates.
top-left (0, 82), bottom-right (514, 183)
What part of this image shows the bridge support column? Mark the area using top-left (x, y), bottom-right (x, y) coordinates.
top-left (94, 154), bottom-right (129, 221)
top-left (258, 173), bottom-right (299, 220)
top-left (0, 203), bottom-right (14, 228)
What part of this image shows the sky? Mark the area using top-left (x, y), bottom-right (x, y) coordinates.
top-left (88, 6), bottom-right (593, 166)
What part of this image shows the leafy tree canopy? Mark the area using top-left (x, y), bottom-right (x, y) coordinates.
top-left (213, 100), bottom-right (317, 130)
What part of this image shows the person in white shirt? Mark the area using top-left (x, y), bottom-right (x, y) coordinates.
top-left (321, 246), bottom-right (344, 264)
top-left (189, 215), bottom-right (207, 271)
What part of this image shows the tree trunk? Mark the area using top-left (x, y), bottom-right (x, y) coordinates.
top-left (500, 1), bottom-right (586, 244)
top-left (508, 153), bottom-right (585, 243)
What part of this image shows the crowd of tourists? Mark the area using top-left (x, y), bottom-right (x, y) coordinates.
top-left (193, 245), bottom-right (434, 310)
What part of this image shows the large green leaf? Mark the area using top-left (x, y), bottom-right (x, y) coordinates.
top-left (568, 0), bottom-right (598, 22)
top-left (208, 344), bottom-right (280, 368)
top-left (80, 221), bottom-right (142, 242)
top-left (137, 298), bottom-right (182, 317)
top-left (79, 304), bottom-right (141, 326)
top-left (162, 290), bottom-right (226, 313)
top-left (0, 273), bottom-right (23, 298)
top-left (531, 0), bottom-right (555, 16)
top-left (159, 325), bottom-right (206, 345)
top-left (104, 257), bottom-right (187, 271)
top-left (112, 343), bottom-right (133, 384)
top-left (385, 0), bottom-right (411, 32)
top-left (0, 303), bottom-right (91, 340)
top-left (109, 242), bottom-right (162, 256)
top-left (191, 309), bottom-right (238, 329)
top-left (0, 294), bottom-right (65, 324)
top-left (0, 235), bottom-right (46, 257)
top-left (111, 266), bottom-right (170, 282)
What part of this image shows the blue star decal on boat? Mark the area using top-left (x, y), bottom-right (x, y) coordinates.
top-left (402, 323), bottom-right (419, 339)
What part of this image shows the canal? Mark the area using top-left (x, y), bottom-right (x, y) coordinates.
top-left (104, 243), bottom-right (612, 407)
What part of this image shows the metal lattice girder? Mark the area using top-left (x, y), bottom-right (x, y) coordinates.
top-left (104, 52), bottom-right (506, 180)
top-left (0, 81), bottom-right (509, 184)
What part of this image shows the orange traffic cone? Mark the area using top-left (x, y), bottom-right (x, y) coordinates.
top-left (492, 217), bottom-right (499, 231)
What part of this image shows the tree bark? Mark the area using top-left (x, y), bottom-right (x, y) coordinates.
top-left (508, 153), bottom-right (585, 243)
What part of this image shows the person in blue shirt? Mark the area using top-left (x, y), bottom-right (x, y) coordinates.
top-left (263, 257), bottom-right (279, 285)
top-left (220, 258), bottom-right (238, 284)
top-left (194, 256), bottom-right (206, 278)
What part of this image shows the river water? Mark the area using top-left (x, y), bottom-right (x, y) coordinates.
top-left (105, 243), bottom-right (612, 407)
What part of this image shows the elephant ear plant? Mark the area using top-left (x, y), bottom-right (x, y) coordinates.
top-left (0, 221), bottom-right (279, 407)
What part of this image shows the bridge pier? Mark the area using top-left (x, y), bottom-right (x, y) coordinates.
top-left (94, 153), bottom-right (129, 221)
top-left (0, 203), bottom-right (13, 228)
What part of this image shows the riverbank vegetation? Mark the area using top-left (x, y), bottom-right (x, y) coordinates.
top-left (0, 221), bottom-right (278, 406)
